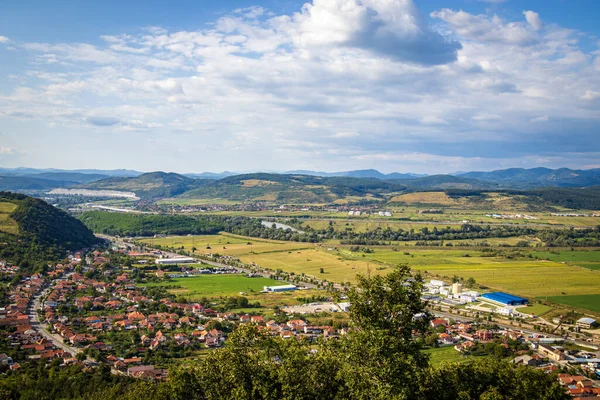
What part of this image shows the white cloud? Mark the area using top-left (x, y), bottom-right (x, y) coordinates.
top-left (421, 116), bottom-right (447, 125)
top-left (1, 1), bottom-right (599, 173)
top-left (431, 9), bottom-right (538, 46)
top-left (530, 115), bottom-right (548, 123)
top-left (582, 90), bottom-right (600, 101)
top-left (285, 0), bottom-right (461, 65)
top-left (523, 11), bottom-right (543, 31)
top-left (0, 36), bottom-right (10, 44)
top-left (0, 146), bottom-right (16, 155)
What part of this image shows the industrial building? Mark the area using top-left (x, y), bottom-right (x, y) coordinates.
top-left (481, 292), bottom-right (528, 306)
top-left (576, 317), bottom-right (597, 329)
top-left (155, 257), bottom-right (196, 265)
top-left (263, 284), bottom-right (297, 292)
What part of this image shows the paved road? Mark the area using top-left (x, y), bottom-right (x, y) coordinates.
top-left (28, 289), bottom-right (82, 355)
top-left (104, 234), bottom-right (322, 290)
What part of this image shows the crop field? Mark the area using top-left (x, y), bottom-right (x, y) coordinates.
top-left (141, 234), bottom-right (312, 258)
top-left (354, 248), bottom-right (600, 299)
top-left (0, 202), bottom-right (18, 235)
top-left (239, 247), bottom-right (390, 284)
top-left (140, 234), bottom-right (600, 312)
top-left (532, 250), bottom-right (600, 271)
top-left (544, 294), bottom-right (600, 313)
top-left (142, 274), bottom-right (280, 297)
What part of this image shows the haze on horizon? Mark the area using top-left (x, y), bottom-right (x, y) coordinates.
top-left (0, 0), bottom-right (599, 175)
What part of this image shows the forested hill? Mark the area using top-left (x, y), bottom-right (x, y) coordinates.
top-left (0, 192), bottom-right (99, 272)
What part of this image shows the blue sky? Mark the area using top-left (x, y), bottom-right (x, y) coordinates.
top-left (1, 0), bottom-right (599, 173)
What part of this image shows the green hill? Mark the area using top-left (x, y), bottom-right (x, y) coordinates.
top-left (0, 192), bottom-right (99, 272)
top-left (80, 171), bottom-right (208, 199)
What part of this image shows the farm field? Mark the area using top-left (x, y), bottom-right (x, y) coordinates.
top-left (532, 250), bottom-right (600, 271)
top-left (141, 234), bottom-right (313, 258)
top-left (545, 294), bottom-right (600, 313)
top-left (142, 274), bottom-right (280, 297)
top-left (239, 247), bottom-right (390, 285)
top-left (139, 234), bottom-right (600, 311)
top-left (356, 248), bottom-right (600, 299)
top-left (0, 201), bottom-right (18, 235)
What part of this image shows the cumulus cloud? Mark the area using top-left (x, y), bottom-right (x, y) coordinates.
top-left (523, 11), bottom-right (543, 31)
top-left (0, 1), bottom-right (599, 173)
top-left (431, 9), bottom-right (538, 46)
top-left (0, 36), bottom-right (10, 44)
top-left (286, 0), bottom-right (461, 65)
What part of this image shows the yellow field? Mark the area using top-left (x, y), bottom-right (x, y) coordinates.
top-left (360, 248), bottom-right (600, 298)
top-left (240, 247), bottom-right (390, 284)
top-left (390, 192), bottom-right (458, 206)
top-left (140, 234), bottom-right (600, 308)
top-left (0, 202), bottom-right (18, 235)
top-left (141, 234), bottom-right (313, 258)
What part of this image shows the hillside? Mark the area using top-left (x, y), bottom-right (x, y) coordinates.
top-left (80, 171), bottom-right (208, 199)
top-left (458, 167), bottom-right (600, 187)
top-left (179, 173), bottom-right (410, 203)
top-left (0, 192), bottom-right (99, 271)
top-left (0, 175), bottom-right (79, 191)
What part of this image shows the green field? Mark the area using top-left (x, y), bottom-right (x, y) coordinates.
top-left (545, 294), bottom-right (600, 313)
top-left (357, 248), bottom-right (600, 299)
top-left (0, 202), bottom-right (18, 235)
top-left (143, 274), bottom-right (281, 297)
top-left (140, 234), bottom-right (600, 312)
top-left (425, 346), bottom-right (478, 365)
top-left (516, 303), bottom-right (553, 316)
top-left (532, 250), bottom-right (600, 271)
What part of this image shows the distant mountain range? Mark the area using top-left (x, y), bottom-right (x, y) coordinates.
top-left (1, 167), bottom-right (600, 201)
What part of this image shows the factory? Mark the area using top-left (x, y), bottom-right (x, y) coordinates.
top-left (155, 257), bottom-right (196, 265)
top-left (481, 292), bottom-right (528, 306)
top-left (263, 284), bottom-right (298, 292)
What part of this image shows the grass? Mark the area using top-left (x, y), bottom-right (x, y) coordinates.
top-left (142, 274), bottom-right (281, 297)
top-left (390, 192), bottom-right (458, 206)
top-left (545, 294), bottom-right (600, 313)
top-left (0, 202), bottom-right (18, 235)
top-left (142, 234), bottom-right (312, 258)
top-left (425, 346), bottom-right (475, 365)
top-left (358, 248), bottom-right (600, 299)
top-left (241, 247), bottom-right (389, 284)
top-left (516, 303), bottom-right (553, 316)
top-left (141, 234), bottom-right (600, 312)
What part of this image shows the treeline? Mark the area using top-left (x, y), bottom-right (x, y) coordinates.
top-left (0, 192), bottom-right (100, 273)
top-left (319, 224), bottom-right (537, 245)
top-left (538, 226), bottom-right (600, 247)
top-left (80, 211), bottom-right (321, 242)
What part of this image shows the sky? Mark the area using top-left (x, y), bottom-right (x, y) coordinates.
top-left (0, 0), bottom-right (599, 174)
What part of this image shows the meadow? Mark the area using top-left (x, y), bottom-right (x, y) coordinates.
top-left (544, 294), bottom-right (600, 313)
top-left (0, 202), bottom-right (18, 235)
top-left (141, 233), bottom-right (600, 313)
top-left (142, 274), bottom-right (280, 297)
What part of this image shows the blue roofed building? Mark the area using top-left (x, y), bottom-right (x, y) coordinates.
top-left (481, 292), bottom-right (528, 306)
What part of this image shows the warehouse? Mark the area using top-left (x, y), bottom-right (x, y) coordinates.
top-left (263, 284), bottom-right (297, 292)
top-left (481, 292), bottom-right (528, 306)
top-left (155, 257), bottom-right (196, 265)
